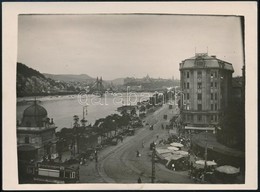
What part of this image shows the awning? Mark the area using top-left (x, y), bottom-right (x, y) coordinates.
top-left (170, 142), bottom-right (184, 148)
top-left (185, 126), bottom-right (215, 131)
top-left (165, 154), bottom-right (185, 161)
top-left (174, 150), bottom-right (189, 156)
top-left (195, 160), bottom-right (217, 166)
top-left (167, 146), bottom-right (179, 151)
top-left (194, 160), bottom-right (217, 169)
top-left (216, 165), bottom-right (240, 174)
top-left (156, 148), bottom-right (172, 154)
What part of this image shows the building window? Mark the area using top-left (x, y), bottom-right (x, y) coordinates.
top-left (183, 82), bottom-right (186, 89)
top-left (215, 82), bottom-right (218, 88)
top-left (198, 93), bottom-right (202, 100)
top-left (211, 115), bottom-right (214, 121)
top-left (211, 93), bottom-right (213, 100)
top-left (186, 93), bottom-right (189, 100)
top-left (215, 71), bottom-right (218, 78)
top-left (198, 71), bottom-right (202, 76)
top-left (211, 82), bottom-right (213, 87)
top-left (70, 172), bottom-right (75, 179)
top-left (198, 104), bottom-right (202, 111)
top-left (211, 104), bottom-right (214, 110)
top-left (211, 73), bottom-right (214, 78)
top-left (215, 115), bottom-right (218, 121)
top-left (187, 82), bottom-right (189, 89)
top-left (198, 82), bottom-right (202, 89)
top-left (187, 72), bottom-right (189, 78)
top-left (25, 136), bottom-right (29, 144)
top-left (198, 115), bottom-right (202, 121)
top-left (215, 93), bottom-right (218, 100)
top-left (215, 104), bottom-right (218, 110)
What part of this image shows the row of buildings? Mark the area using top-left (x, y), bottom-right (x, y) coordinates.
top-left (16, 52), bottom-right (245, 183)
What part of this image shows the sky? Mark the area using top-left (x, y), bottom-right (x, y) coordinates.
top-left (18, 14), bottom-right (244, 80)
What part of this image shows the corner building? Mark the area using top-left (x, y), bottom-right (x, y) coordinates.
top-left (179, 53), bottom-right (234, 129)
top-left (17, 101), bottom-right (57, 162)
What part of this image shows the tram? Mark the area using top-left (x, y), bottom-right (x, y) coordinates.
top-left (26, 161), bottom-right (79, 184)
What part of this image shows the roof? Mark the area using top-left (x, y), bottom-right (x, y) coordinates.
top-left (192, 132), bottom-right (245, 158)
top-left (180, 53), bottom-right (234, 72)
top-left (232, 77), bottom-right (243, 88)
top-left (23, 102), bottom-right (47, 117)
top-left (20, 101), bottom-right (49, 127)
top-left (185, 126), bottom-right (215, 131)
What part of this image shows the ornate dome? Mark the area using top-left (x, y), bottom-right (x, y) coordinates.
top-left (23, 103), bottom-right (47, 117)
top-left (20, 101), bottom-right (48, 127)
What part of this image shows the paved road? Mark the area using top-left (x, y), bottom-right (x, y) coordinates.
top-left (83, 103), bottom-right (194, 183)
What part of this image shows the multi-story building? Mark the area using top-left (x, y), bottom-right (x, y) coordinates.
top-left (179, 53), bottom-right (234, 130)
top-left (17, 100), bottom-right (57, 162)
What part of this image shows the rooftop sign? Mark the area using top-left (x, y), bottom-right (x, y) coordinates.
top-left (195, 53), bottom-right (208, 57)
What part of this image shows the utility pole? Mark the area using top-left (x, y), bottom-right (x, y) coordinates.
top-left (151, 143), bottom-right (156, 183)
top-left (204, 130), bottom-right (208, 180)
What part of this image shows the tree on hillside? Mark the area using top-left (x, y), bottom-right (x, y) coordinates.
top-left (73, 115), bottom-right (80, 128)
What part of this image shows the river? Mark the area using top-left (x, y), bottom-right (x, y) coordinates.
top-left (17, 92), bottom-right (153, 131)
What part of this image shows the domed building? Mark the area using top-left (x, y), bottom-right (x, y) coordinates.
top-left (17, 100), bottom-right (57, 162)
top-left (179, 53), bottom-right (234, 131)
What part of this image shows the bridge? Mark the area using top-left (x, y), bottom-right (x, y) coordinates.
top-left (88, 77), bottom-right (106, 96)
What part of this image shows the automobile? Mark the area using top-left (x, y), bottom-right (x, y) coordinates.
top-left (95, 144), bottom-right (103, 151)
top-left (65, 158), bottom-right (80, 164)
top-left (127, 129), bottom-right (135, 136)
top-left (109, 138), bottom-right (118, 145)
top-left (132, 122), bottom-right (143, 128)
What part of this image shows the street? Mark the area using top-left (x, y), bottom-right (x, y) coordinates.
top-left (79, 103), bottom-right (194, 183)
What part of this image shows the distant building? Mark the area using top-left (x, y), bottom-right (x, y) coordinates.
top-left (17, 100), bottom-right (57, 162)
top-left (179, 53), bottom-right (234, 130)
top-left (232, 76), bottom-right (243, 103)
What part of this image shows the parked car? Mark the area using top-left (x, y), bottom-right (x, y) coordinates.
top-left (126, 128), bottom-right (135, 136)
top-left (109, 138), bottom-right (118, 145)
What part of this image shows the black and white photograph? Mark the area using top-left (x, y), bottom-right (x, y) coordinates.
top-left (2, 2), bottom-right (257, 190)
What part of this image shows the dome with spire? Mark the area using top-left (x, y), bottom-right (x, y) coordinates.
top-left (20, 101), bottom-right (48, 127)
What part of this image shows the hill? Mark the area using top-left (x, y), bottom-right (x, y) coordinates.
top-left (43, 73), bottom-right (94, 83)
top-left (17, 63), bottom-right (83, 97)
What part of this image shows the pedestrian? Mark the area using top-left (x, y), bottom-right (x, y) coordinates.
top-left (171, 163), bottom-right (175, 171)
top-left (136, 150), bottom-right (140, 157)
top-left (138, 177), bottom-right (142, 183)
top-left (59, 153), bottom-right (62, 162)
top-left (94, 150), bottom-right (98, 162)
top-left (142, 141), bottom-right (145, 148)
